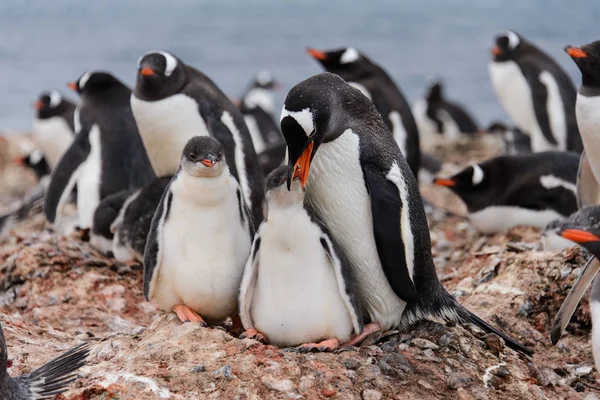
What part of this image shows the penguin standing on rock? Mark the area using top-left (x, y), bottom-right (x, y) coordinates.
top-left (280, 72), bottom-right (531, 354)
top-left (143, 136), bottom-right (253, 325)
top-left (489, 30), bottom-right (582, 153)
top-left (307, 47), bottom-right (421, 177)
top-left (433, 152), bottom-right (579, 233)
top-left (239, 166), bottom-right (363, 351)
top-left (44, 72), bottom-right (156, 231)
top-left (131, 50), bottom-right (265, 225)
top-left (0, 323), bottom-right (89, 400)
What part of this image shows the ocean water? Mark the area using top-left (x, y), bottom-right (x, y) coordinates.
top-left (0, 0), bottom-right (598, 132)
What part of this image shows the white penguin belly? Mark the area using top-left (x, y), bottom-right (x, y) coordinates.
top-left (131, 94), bottom-right (211, 177)
top-left (389, 111), bottom-right (408, 156)
top-left (32, 117), bottom-right (73, 169)
top-left (468, 206), bottom-right (563, 234)
top-left (576, 93), bottom-right (600, 183)
top-left (251, 212), bottom-right (354, 347)
top-left (306, 132), bottom-right (406, 330)
top-left (76, 126), bottom-right (102, 229)
top-left (411, 99), bottom-right (438, 147)
top-left (591, 296), bottom-right (600, 372)
top-left (153, 178), bottom-right (251, 321)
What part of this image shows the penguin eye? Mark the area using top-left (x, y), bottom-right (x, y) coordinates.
top-left (189, 152), bottom-right (196, 160)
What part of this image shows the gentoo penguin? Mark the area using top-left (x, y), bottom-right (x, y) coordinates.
top-left (90, 189), bottom-right (135, 256)
top-left (143, 136), bottom-right (253, 324)
top-left (238, 71), bottom-right (286, 174)
top-left (0, 323), bottom-right (89, 399)
top-left (239, 166), bottom-right (363, 351)
top-left (32, 90), bottom-right (75, 169)
top-left (565, 40), bottom-right (600, 207)
top-left (412, 81), bottom-right (478, 142)
top-left (486, 121), bottom-right (532, 155)
top-left (489, 30), bottom-right (582, 153)
top-left (44, 71), bottom-right (156, 231)
top-left (549, 206), bottom-right (600, 373)
top-left (433, 152), bottom-right (579, 233)
top-left (112, 176), bottom-right (172, 263)
top-left (280, 72), bottom-right (531, 354)
top-left (307, 47), bottom-right (421, 177)
top-left (131, 50), bottom-right (265, 225)
top-left (15, 149), bottom-right (50, 181)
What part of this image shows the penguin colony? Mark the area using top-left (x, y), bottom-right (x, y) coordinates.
top-left (7, 29), bottom-right (600, 396)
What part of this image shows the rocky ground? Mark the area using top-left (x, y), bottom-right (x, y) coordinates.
top-left (1, 135), bottom-right (599, 399)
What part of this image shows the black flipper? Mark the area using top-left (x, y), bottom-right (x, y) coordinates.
top-left (521, 64), bottom-right (558, 146)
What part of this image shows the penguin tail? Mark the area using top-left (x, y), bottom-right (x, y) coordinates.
top-left (0, 189), bottom-right (44, 239)
top-left (16, 342), bottom-right (90, 397)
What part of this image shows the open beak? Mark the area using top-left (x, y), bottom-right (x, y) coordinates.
top-left (33, 100), bottom-right (43, 110)
top-left (491, 46), bottom-right (502, 56)
top-left (565, 46), bottom-right (587, 59)
top-left (141, 67), bottom-right (156, 76)
top-left (560, 228), bottom-right (600, 243)
top-left (433, 178), bottom-right (456, 187)
top-left (307, 48), bottom-right (328, 61)
top-left (67, 82), bottom-right (77, 91)
top-left (200, 159), bottom-right (215, 167)
top-left (291, 142), bottom-right (314, 190)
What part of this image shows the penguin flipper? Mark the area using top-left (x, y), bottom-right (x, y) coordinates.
top-left (362, 166), bottom-right (418, 303)
top-left (577, 150), bottom-right (600, 208)
top-left (238, 231), bottom-right (261, 330)
top-left (551, 256), bottom-right (600, 345)
top-left (44, 131), bottom-right (91, 223)
top-left (522, 65), bottom-right (558, 146)
top-left (142, 179), bottom-right (174, 301)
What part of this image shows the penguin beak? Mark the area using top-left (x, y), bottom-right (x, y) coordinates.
top-left (200, 159), bottom-right (215, 167)
top-left (141, 67), bottom-right (156, 76)
top-left (560, 228), bottom-right (600, 243)
top-left (67, 82), bottom-right (77, 91)
top-left (565, 46), bottom-right (587, 59)
top-left (13, 156), bottom-right (24, 166)
top-left (33, 100), bottom-right (43, 110)
top-left (290, 142), bottom-right (314, 191)
top-left (307, 48), bottom-right (328, 61)
top-left (491, 46), bottom-right (502, 56)
top-left (433, 178), bottom-right (456, 187)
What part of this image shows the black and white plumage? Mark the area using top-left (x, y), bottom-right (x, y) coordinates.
top-left (0, 323), bottom-right (89, 400)
top-left (413, 81), bottom-right (478, 142)
top-left (32, 90), bottom-right (75, 169)
top-left (434, 152), bottom-right (579, 233)
top-left (238, 71), bottom-right (286, 175)
top-left (90, 189), bottom-right (135, 256)
top-left (143, 136), bottom-right (253, 324)
top-left (489, 30), bottom-right (582, 153)
top-left (307, 47), bottom-right (421, 177)
top-left (548, 206), bottom-right (600, 372)
top-left (486, 121), bottom-right (532, 155)
top-left (280, 72), bottom-right (531, 354)
top-left (239, 166), bottom-right (363, 350)
top-left (17, 150), bottom-right (50, 181)
top-left (132, 50), bottom-right (265, 225)
top-left (44, 72), bottom-right (156, 232)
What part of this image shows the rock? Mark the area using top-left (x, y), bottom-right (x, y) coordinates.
top-left (362, 389), bottom-right (382, 400)
top-left (456, 388), bottom-right (475, 400)
top-left (298, 375), bottom-right (315, 392)
top-left (261, 375), bottom-right (295, 393)
top-left (574, 382), bottom-right (586, 392)
top-left (560, 266), bottom-right (573, 279)
top-left (482, 333), bottom-right (504, 355)
top-left (493, 366), bottom-right (509, 378)
top-left (519, 300), bottom-right (533, 317)
top-left (191, 364), bottom-right (205, 373)
top-left (438, 332), bottom-right (460, 350)
top-left (344, 358), bottom-right (361, 370)
top-left (411, 338), bottom-right (439, 350)
top-left (574, 365), bottom-right (594, 377)
top-left (529, 384), bottom-right (547, 399)
top-left (448, 373), bottom-right (472, 390)
top-left (213, 365), bottom-right (233, 380)
top-left (418, 380), bottom-right (434, 390)
top-left (583, 394), bottom-right (600, 400)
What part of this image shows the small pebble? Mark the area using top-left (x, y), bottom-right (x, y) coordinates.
top-left (575, 382), bottom-right (586, 392)
top-left (261, 376), bottom-right (295, 393)
top-left (583, 394), bottom-right (600, 400)
top-left (574, 366), bottom-right (593, 377)
top-left (344, 358), bottom-right (361, 370)
top-left (493, 366), bottom-right (510, 378)
top-left (411, 338), bottom-right (439, 350)
top-left (362, 389), bottom-right (382, 400)
top-left (560, 266), bottom-right (573, 279)
top-left (213, 365), bottom-right (233, 380)
top-left (418, 380), bottom-right (434, 390)
top-left (191, 364), bottom-right (206, 373)
top-left (447, 373), bottom-right (472, 390)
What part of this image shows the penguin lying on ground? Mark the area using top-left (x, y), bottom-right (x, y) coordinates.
top-left (434, 152), bottom-right (579, 233)
top-left (15, 150), bottom-right (50, 181)
top-left (143, 136), bottom-right (253, 325)
top-left (239, 166), bottom-right (363, 351)
top-left (548, 206), bottom-right (600, 371)
top-left (489, 30), bottom-right (582, 153)
top-left (413, 80), bottom-right (478, 142)
top-left (485, 121), bottom-right (532, 155)
top-left (307, 47), bottom-right (421, 178)
top-left (280, 72), bottom-right (531, 354)
top-left (0, 323), bottom-right (89, 400)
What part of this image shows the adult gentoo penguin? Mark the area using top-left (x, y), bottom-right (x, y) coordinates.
top-left (549, 206), bottom-right (600, 372)
top-left (0, 323), bottom-right (89, 399)
top-left (132, 50), bottom-right (265, 224)
top-left (412, 81), bottom-right (478, 141)
top-left (280, 73), bottom-right (531, 354)
top-left (143, 136), bottom-right (253, 324)
top-left (565, 40), bottom-right (600, 207)
top-left (32, 90), bottom-right (75, 169)
top-left (307, 47), bottom-right (421, 177)
top-left (489, 30), bottom-right (582, 153)
top-left (433, 152), bottom-right (579, 233)
top-left (44, 71), bottom-right (156, 230)
top-left (239, 166), bottom-right (363, 351)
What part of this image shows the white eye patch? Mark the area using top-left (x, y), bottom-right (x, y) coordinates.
top-left (471, 163), bottom-right (484, 185)
top-left (49, 90), bottom-right (62, 108)
top-left (280, 107), bottom-right (314, 137)
top-left (256, 70), bottom-right (273, 86)
top-left (340, 47), bottom-right (359, 64)
top-left (78, 71), bottom-right (92, 90)
top-left (498, 30), bottom-right (520, 49)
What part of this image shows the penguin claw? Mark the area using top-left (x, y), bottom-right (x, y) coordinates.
top-left (240, 328), bottom-right (268, 344)
top-left (297, 338), bottom-right (340, 353)
top-left (173, 305), bottom-right (207, 325)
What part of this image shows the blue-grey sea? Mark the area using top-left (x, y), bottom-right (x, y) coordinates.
top-left (0, 0), bottom-right (598, 131)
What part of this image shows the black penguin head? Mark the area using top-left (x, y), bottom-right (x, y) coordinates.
top-left (265, 165), bottom-right (304, 209)
top-left (555, 206), bottom-right (600, 256)
top-left (181, 136), bottom-right (225, 178)
top-left (34, 89), bottom-right (68, 119)
top-left (134, 50), bottom-right (187, 100)
top-left (565, 41), bottom-right (600, 89)
top-left (280, 72), bottom-right (376, 190)
top-left (68, 71), bottom-right (126, 96)
top-left (426, 82), bottom-right (443, 104)
top-left (16, 150), bottom-right (49, 179)
top-left (492, 30), bottom-right (523, 61)
top-left (252, 71), bottom-right (279, 90)
top-left (433, 163), bottom-right (493, 210)
top-left (307, 47), bottom-right (364, 72)
top-left (485, 121), bottom-right (508, 134)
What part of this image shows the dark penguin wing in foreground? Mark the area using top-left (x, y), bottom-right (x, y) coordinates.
top-left (0, 323), bottom-right (90, 399)
top-left (92, 189), bottom-right (135, 245)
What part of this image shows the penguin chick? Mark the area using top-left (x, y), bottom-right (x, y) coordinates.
top-left (486, 121), bottom-right (532, 155)
top-left (143, 136), bottom-right (253, 325)
top-left (239, 166), bottom-right (363, 351)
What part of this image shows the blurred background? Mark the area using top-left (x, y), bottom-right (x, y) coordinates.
top-left (0, 0), bottom-right (598, 132)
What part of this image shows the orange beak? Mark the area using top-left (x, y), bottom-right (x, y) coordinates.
top-left (293, 142), bottom-right (314, 190)
top-left (67, 82), bottom-right (77, 91)
top-left (141, 67), bottom-right (155, 76)
top-left (491, 46), bottom-right (502, 56)
top-left (433, 178), bottom-right (456, 187)
top-left (307, 48), bottom-right (328, 61)
top-left (200, 159), bottom-right (215, 167)
top-left (560, 229), bottom-right (600, 243)
top-left (14, 156), bottom-right (24, 165)
top-left (566, 47), bottom-right (587, 59)
top-left (33, 100), bottom-right (43, 110)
